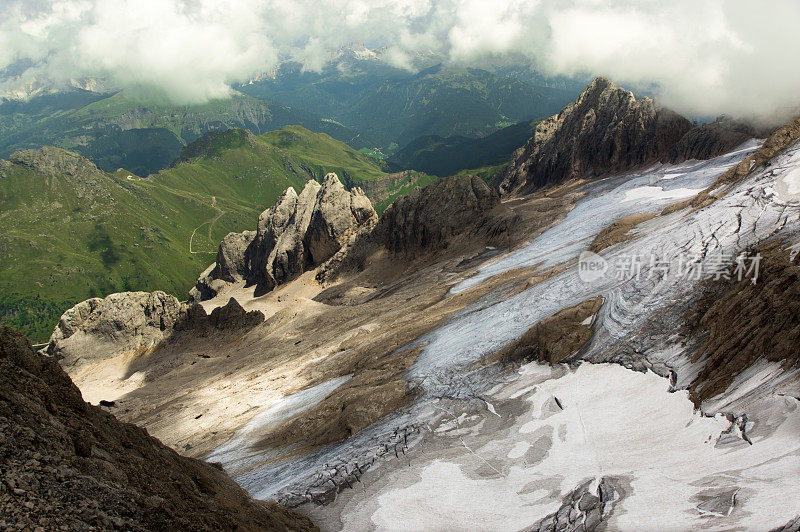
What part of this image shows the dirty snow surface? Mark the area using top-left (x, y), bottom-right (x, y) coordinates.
top-left (208, 139), bottom-right (800, 530)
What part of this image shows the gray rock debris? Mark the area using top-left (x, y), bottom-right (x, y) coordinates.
top-left (190, 173), bottom-right (378, 301)
top-left (531, 477), bottom-right (625, 532)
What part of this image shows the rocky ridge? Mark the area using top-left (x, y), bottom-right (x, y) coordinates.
top-left (494, 77), bottom-right (694, 194)
top-left (0, 325), bottom-right (315, 531)
top-left (375, 175), bottom-right (502, 256)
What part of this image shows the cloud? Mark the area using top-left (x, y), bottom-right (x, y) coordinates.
top-left (0, 0), bottom-right (798, 121)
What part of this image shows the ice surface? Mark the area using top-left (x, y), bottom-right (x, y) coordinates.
top-left (622, 185), bottom-right (702, 203)
top-left (338, 363), bottom-right (800, 531)
top-left (786, 168), bottom-right (800, 194)
top-left (451, 140), bottom-right (761, 294)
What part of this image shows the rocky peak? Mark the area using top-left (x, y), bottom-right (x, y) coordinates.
top-left (494, 77), bottom-right (693, 194)
top-left (191, 172), bottom-right (378, 301)
top-left (7, 146), bottom-right (102, 178)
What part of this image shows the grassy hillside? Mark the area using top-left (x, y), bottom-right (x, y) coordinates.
top-left (239, 63), bottom-right (577, 150)
top-left (0, 90), bottom-right (372, 177)
top-left (0, 126), bottom-right (394, 342)
top-left (387, 118), bottom-right (543, 177)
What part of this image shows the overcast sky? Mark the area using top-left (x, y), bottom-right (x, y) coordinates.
top-left (1, 0), bottom-right (799, 122)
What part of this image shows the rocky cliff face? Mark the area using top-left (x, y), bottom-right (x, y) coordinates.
top-left (376, 175), bottom-right (502, 256)
top-left (667, 117), bottom-right (755, 163)
top-left (0, 325), bottom-right (315, 531)
top-left (494, 77), bottom-right (694, 194)
top-left (191, 173), bottom-right (377, 301)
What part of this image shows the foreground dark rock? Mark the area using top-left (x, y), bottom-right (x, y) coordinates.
top-left (0, 325), bottom-right (316, 531)
top-left (191, 173), bottom-right (377, 301)
top-left (494, 77), bottom-right (694, 195)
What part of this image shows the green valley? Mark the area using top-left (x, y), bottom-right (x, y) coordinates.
top-left (0, 90), bottom-right (372, 177)
top-left (0, 126), bottom-right (404, 342)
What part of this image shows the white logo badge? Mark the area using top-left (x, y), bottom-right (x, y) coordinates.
top-left (578, 250), bottom-right (608, 283)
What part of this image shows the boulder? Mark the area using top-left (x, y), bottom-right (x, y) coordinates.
top-left (47, 291), bottom-right (182, 369)
top-left (494, 77), bottom-right (693, 195)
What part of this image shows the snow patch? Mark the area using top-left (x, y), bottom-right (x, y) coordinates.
top-left (622, 185), bottom-right (702, 203)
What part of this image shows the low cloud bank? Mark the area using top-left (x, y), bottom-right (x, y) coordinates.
top-left (1, 0), bottom-right (798, 121)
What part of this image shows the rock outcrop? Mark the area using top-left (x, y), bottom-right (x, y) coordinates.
top-left (47, 291), bottom-right (182, 370)
top-left (48, 292), bottom-right (266, 370)
top-left (190, 173), bottom-right (378, 301)
top-left (0, 325), bottom-right (315, 531)
top-left (494, 77), bottom-right (693, 195)
top-left (8, 146), bottom-right (103, 178)
top-left (688, 239), bottom-right (800, 405)
top-left (174, 298), bottom-right (265, 332)
top-left (529, 477), bottom-right (624, 532)
top-left (375, 175), bottom-right (502, 256)
top-left (316, 175), bottom-right (516, 283)
top-left (667, 117), bottom-right (754, 163)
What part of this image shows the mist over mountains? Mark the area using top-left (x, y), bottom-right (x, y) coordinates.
top-left (3, 0), bottom-right (799, 122)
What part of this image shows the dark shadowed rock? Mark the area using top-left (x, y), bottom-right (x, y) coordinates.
top-left (668, 117), bottom-right (754, 163)
top-left (0, 325), bottom-right (316, 531)
top-left (494, 77), bottom-right (693, 195)
top-left (376, 175), bottom-right (500, 256)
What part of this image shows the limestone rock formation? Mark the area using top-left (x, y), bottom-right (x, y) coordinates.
top-left (174, 298), bottom-right (265, 332)
top-left (0, 325), bottom-right (316, 531)
top-left (215, 230), bottom-right (257, 283)
top-left (47, 291), bottom-right (182, 370)
top-left (376, 175), bottom-right (501, 256)
top-left (667, 117), bottom-right (754, 163)
top-left (190, 173), bottom-right (378, 301)
top-left (494, 77), bottom-right (693, 195)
